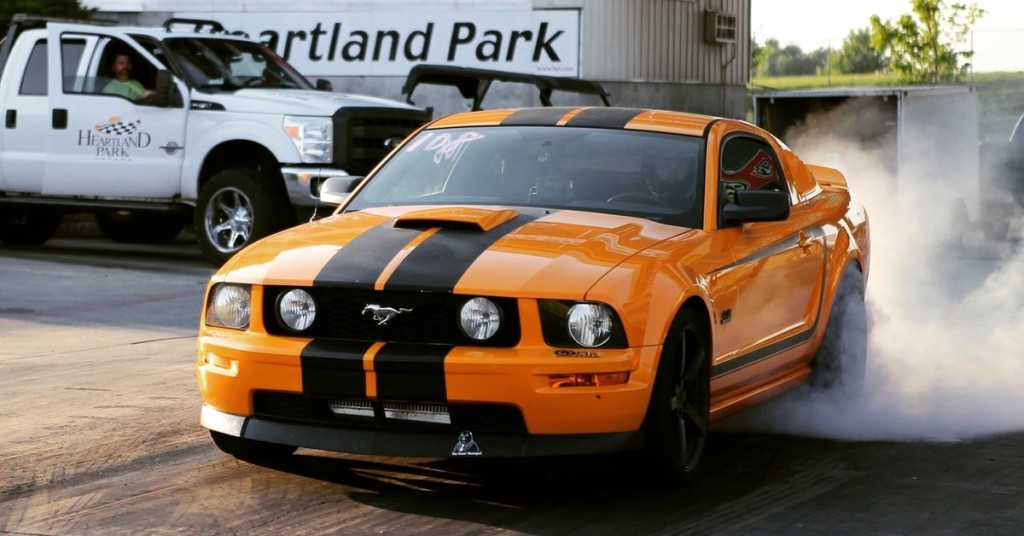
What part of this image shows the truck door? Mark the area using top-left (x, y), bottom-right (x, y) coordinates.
top-left (0, 35), bottom-right (52, 193)
top-left (44, 24), bottom-right (188, 198)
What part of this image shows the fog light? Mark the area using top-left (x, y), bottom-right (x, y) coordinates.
top-left (548, 372), bottom-right (630, 388)
top-left (459, 297), bottom-right (502, 341)
top-left (278, 288), bottom-right (317, 331)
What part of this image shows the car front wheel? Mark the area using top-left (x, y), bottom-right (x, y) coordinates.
top-left (642, 307), bottom-right (711, 487)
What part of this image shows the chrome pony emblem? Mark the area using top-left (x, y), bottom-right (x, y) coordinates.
top-left (362, 304), bottom-right (413, 326)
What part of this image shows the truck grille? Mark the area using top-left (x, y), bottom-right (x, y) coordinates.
top-left (263, 287), bottom-right (521, 347)
top-left (332, 107), bottom-right (432, 175)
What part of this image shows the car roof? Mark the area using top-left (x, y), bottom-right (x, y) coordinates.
top-left (428, 107), bottom-right (717, 137)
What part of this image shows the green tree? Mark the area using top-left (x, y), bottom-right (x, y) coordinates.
top-left (1, 0), bottom-right (95, 35)
top-left (833, 27), bottom-right (887, 74)
top-left (869, 0), bottom-right (984, 83)
top-left (752, 37), bottom-right (829, 77)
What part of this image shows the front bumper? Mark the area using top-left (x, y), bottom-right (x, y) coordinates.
top-left (197, 330), bottom-right (661, 457)
top-left (202, 405), bottom-right (644, 458)
top-left (281, 165), bottom-right (351, 207)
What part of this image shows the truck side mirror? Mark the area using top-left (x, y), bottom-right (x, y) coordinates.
top-left (151, 69), bottom-right (173, 107)
top-left (316, 79), bottom-right (333, 92)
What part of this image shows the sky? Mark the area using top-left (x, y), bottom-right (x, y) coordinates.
top-left (752, 0), bottom-right (1024, 73)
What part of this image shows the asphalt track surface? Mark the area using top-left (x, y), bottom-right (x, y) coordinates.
top-left (1, 231), bottom-right (1022, 535)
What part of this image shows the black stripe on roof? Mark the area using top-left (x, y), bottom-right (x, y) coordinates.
top-left (499, 107), bottom-right (577, 126)
top-left (564, 107), bottom-right (647, 129)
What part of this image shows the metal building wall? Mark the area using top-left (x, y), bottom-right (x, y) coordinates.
top-left (580, 0), bottom-right (750, 85)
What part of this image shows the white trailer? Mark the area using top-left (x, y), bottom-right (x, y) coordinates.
top-left (752, 86), bottom-right (1006, 240)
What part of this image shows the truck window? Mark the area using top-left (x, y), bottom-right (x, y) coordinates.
top-left (720, 136), bottom-right (788, 204)
top-left (20, 41), bottom-right (47, 96)
top-left (60, 38), bottom-right (87, 93)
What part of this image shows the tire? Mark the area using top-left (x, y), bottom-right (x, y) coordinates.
top-left (641, 307), bottom-right (711, 487)
top-left (0, 207), bottom-right (63, 246)
top-left (209, 430), bottom-right (297, 462)
top-left (808, 265), bottom-right (868, 394)
top-left (95, 210), bottom-right (185, 244)
top-left (194, 168), bottom-right (293, 266)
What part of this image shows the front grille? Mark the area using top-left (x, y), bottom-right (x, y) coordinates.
top-left (253, 391), bottom-right (527, 433)
top-left (333, 107), bottom-right (432, 175)
top-left (264, 287), bottom-right (521, 347)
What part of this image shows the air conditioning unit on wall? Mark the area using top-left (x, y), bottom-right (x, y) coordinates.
top-left (704, 10), bottom-right (737, 45)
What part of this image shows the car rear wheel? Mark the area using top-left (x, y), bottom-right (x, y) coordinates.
top-left (194, 168), bottom-right (293, 265)
top-left (0, 207), bottom-right (63, 246)
top-left (95, 210), bottom-right (185, 244)
top-left (808, 264), bottom-right (868, 394)
top-left (209, 430), bottom-right (298, 462)
top-left (642, 307), bottom-right (710, 487)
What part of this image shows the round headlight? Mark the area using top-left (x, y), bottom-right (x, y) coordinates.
top-left (459, 297), bottom-right (502, 341)
top-left (567, 303), bottom-right (614, 347)
top-left (209, 285), bottom-right (251, 329)
top-left (278, 289), bottom-right (317, 331)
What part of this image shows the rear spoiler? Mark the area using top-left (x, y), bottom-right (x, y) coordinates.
top-left (807, 164), bottom-right (849, 189)
top-left (401, 64), bottom-right (611, 111)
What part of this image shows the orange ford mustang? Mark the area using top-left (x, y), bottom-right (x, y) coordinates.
top-left (197, 107), bottom-right (870, 485)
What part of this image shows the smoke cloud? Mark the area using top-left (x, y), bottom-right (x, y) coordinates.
top-left (721, 99), bottom-right (1024, 442)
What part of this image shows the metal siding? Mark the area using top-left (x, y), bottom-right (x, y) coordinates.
top-left (580, 0), bottom-right (748, 84)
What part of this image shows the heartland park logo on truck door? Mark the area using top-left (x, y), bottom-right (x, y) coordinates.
top-left (77, 117), bottom-right (152, 161)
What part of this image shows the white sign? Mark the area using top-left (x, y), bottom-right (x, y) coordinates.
top-left (175, 11), bottom-right (580, 77)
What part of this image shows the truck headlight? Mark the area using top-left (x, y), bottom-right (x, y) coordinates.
top-left (284, 116), bottom-right (332, 164)
top-left (206, 284), bottom-right (251, 330)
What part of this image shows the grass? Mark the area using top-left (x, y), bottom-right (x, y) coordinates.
top-left (748, 71), bottom-right (1024, 140)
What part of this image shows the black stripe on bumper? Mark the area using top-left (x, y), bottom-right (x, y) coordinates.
top-left (374, 343), bottom-right (452, 400)
top-left (300, 340), bottom-right (374, 397)
top-left (241, 416), bottom-right (644, 457)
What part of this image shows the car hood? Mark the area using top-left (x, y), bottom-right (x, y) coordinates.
top-left (197, 88), bottom-right (423, 115)
top-left (222, 206), bottom-right (693, 299)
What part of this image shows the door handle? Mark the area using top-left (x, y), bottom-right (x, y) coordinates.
top-left (5, 109), bottom-right (15, 128)
top-left (52, 109), bottom-right (68, 130)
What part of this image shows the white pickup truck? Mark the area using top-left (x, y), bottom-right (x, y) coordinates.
top-left (0, 16), bottom-right (431, 263)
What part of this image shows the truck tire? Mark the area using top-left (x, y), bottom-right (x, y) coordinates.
top-left (195, 168), bottom-right (292, 265)
top-left (95, 210), bottom-right (185, 244)
top-left (0, 207), bottom-right (63, 246)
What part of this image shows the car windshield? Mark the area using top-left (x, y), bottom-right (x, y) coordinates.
top-left (346, 126), bottom-right (705, 228)
top-left (163, 37), bottom-right (312, 91)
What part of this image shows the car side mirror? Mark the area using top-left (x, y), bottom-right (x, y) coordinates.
top-left (721, 189), bottom-right (791, 225)
top-left (316, 79), bottom-right (333, 92)
top-left (319, 175), bottom-right (364, 205)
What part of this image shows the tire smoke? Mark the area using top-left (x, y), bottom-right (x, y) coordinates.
top-left (721, 101), bottom-right (1024, 441)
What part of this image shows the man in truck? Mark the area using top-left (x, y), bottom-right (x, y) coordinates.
top-left (102, 51), bottom-right (154, 101)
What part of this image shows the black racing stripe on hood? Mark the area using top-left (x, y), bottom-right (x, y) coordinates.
top-left (300, 339), bottom-right (374, 397)
top-left (383, 213), bottom-right (537, 292)
top-left (314, 220), bottom-right (423, 289)
top-left (499, 107), bottom-right (577, 126)
top-left (374, 343), bottom-right (451, 400)
top-left (564, 107), bottom-right (646, 129)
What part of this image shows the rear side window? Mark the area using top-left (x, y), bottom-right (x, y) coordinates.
top-left (20, 41), bottom-right (47, 96)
